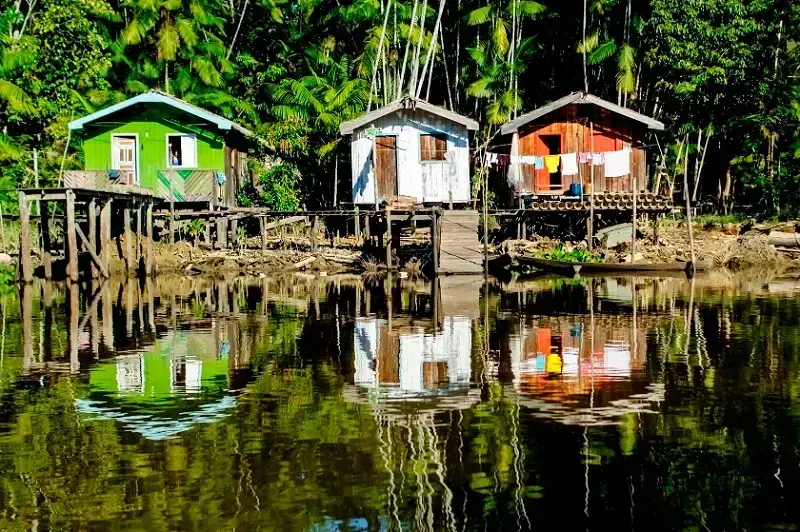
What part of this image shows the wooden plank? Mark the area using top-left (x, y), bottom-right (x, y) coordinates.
top-left (260, 217), bottom-right (267, 253)
top-left (65, 190), bottom-right (79, 282)
top-left (18, 192), bottom-right (32, 282)
top-left (75, 224), bottom-right (109, 278)
top-left (431, 210), bottom-right (439, 275)
top-left (385, 207), bottom-right (392, 268)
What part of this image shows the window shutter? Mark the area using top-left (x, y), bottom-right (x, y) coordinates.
top-left (181, 135), bottom-right (197, 167)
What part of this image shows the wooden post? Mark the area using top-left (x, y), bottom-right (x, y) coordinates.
top-left (260, 217), bottom-right (267, 253)
top-left (135, 202), bottom-right (142, 263)
top-left (145, 200), bottom-right (153, 276)
top-left (32, 147), bottom-right (39, 216)
top-left (483, 163), bottom-right (488, 274)
top-left (311, 215), bottom-right (319, 252)
top-left (385, 207), bottom-right (392, 269)
top-left (588, 120), bottom-right (595, 251)
top-left (631, 188), bottom-right (637, 263)
top-left (431, 209), bottom-right (439, 275)
top-left (216, 217), bottom-right (228, 249)
top-left (21, 283), bottom-right (34, 373)
top-left (364, 214), bottom-right (371, 242)
top-left (88, 198), bottom-right (98, 278)
top-left (18, 192), bottom-right (33, 282)
top-left (124, 206), bottom-right (132, 272)
top-left (230, 218), bottom-right (238, 249)
top-left (100, 199), bottom-right (112, 275)
top-left (683, 159), bottom-right (696, 267)
top-left (203, 221), bottom-right (210, 245)
top-left (354, 207), bottom-right (361, 245)
top-left (169, 170), bottom-right (175, 244)
top-left (41, 203), bottom-right (52, 280)
top-left (65, 189), bottom-right (79, 282)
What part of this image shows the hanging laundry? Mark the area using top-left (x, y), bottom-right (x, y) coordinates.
top-left (560, 153), bottom-right (579, 175)
top-left (518, 155), bottom-right (534, 165)
top-left (534, 156), bottom-right (544, 170)
top-left (497, 154), bottom-right (510, 166)
top-left (578, 152), bottom-right (592, 164)
top-left (544, 154), bottom-right (560, 173)
top-left (487, 153), bottom-right (498, 165)
top-left (604, 148), bottom-right (631, 177)
top-left (510, 155), bottom-right (520, 164)
top-left (591, 152), bottom-right (605, 166)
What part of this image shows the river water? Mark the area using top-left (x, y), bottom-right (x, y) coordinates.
top-left (1, 273), bottom-right (799, 530)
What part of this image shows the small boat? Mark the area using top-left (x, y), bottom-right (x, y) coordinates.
top-left (514, 255), bottom-right (711, 275)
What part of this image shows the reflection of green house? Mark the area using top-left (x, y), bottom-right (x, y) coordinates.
top-left (76, 330), bottom-right (236, 440)
top-left (66, 90), bottom-right (254, 207)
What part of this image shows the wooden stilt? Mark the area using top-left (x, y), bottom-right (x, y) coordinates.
top-left (88, 199), bottom-right (98, 278)
top-left (260, 217), bottom-right (267, 253)
top-left (354, 207), bottom-right (361, 245)
top-left (216, 217), bottom-right (228, 249)
top-left (124, 206), bottom-right (132, 272)
top-left (17, 192), bottom-right (32, 283)
top-left (102, 283), bottom-right (114, 350)
top-left (41, 203), bottom-right (52, 280)
top-left (311, 216), bottom-right (319, 252)
top-left (230, 218), bottom-right (238, 249)
top-left (385, 207), bottom-right (392, 269)
top-left (431, 210), bottom-right (439, 275)
top-left (135, 203), bottom-right (142, 263)
top-left (100, 199), bottom-right (112, 275)
top-left (90, 281), bottom-right (100, 356)
top-left (145, 200), bottom-right (153, 276)
top-left (65, 190), bottom-right (79, 282)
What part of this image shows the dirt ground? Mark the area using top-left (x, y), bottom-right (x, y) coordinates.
top-left (501, 218), bottom-right (800, 272)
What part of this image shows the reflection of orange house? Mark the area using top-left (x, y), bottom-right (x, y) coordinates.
top-left (510, 316), bottom-right (649, 408)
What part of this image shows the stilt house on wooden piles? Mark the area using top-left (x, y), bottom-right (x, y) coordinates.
top-left (497, 92), bottom-right (665, 208)
top-left (66, 90), bottom-right (254, 209)
top-left (340, 97), bottom-right (479, 206)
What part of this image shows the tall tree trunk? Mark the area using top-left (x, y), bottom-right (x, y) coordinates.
top-left (582, 0), bottom-right (588, 92)
top-left (416, 0), bottom-right (447, 99)
top-left (397, 0), bottom-right (420, 98)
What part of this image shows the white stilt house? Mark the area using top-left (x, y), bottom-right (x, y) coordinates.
top-left (340, 97), bottom-right (479, 205)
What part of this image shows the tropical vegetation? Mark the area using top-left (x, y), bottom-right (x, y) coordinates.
top-left (0, 0), bottom-right (799, 216)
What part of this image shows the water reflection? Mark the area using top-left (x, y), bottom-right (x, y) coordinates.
top-left (2, 273), bottom-right (800, 529)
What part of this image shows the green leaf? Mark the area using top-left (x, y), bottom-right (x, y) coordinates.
top-left (587, 39), bottom-right (616, 65)
top-left (467, 5), bottom-right (493, 25)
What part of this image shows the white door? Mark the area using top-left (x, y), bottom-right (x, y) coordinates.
top-left (112, 136), bottom-right (137, 184)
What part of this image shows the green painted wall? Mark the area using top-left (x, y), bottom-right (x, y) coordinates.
top-left (79, 104), bottom-right (227, 191)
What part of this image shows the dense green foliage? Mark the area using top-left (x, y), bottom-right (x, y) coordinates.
top-left (1, 0), bottom-right (799, 215)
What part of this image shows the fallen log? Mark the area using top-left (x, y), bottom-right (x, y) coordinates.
top-left (769, 231), bottom-right (800, 248)
top-left (290, 256), bottom-right (317, 270)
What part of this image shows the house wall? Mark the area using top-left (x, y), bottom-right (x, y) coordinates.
top-left (350, 108), bottom-right (472, 204)
top-left (513, 104), bottom-right (649, 195)
top-left (80, 105), bottom-right (226, 191)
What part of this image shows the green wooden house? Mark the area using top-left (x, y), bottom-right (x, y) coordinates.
top-left (67, 90), bottom-right (253, 207)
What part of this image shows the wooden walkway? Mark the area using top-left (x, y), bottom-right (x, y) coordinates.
top-left (438, 210), bottom-right (484, 275)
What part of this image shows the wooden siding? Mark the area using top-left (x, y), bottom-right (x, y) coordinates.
top-left (512, 104), bottom-right (649, 195)
top-left (350, 108), bottom-right (471, 204)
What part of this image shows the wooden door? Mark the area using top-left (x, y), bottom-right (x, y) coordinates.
top-left (374, 136), bottom-right (398, 200)
top-left (112, 136), bottom-right (137, 184)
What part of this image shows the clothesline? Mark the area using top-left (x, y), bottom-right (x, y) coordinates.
top-left (486, 148), bottom-right (632, 178)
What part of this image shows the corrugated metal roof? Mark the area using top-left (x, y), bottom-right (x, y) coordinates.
top-left (69, 90), bottom-right (253, 137)
top-left (340, 97), bottom-right (479, 134)
top-left (500, 92), bottom-right (665, 134)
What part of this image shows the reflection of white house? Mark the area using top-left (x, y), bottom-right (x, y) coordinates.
top-left (354, 316), bottom-right (472, 395)
top-left (116, 355), bottom-right (145, 393)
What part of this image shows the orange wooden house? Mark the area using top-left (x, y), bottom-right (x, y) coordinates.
top-left (499, 92), bottom-right (664, 199)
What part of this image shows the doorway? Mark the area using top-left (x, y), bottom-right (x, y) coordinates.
top-left (374, 136), bottom-right (398, 200)
top-left (112, 135), bottom-right (138, 184)
top-left (539, 134), bottom-right (561, 191)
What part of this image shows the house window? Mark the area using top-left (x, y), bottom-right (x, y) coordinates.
top-left (167, 134), bottom-right (198, 168)
top-left (420, 134), bottom-right (447, 161)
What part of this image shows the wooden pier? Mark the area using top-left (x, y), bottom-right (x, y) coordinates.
top-left (17, 187), bottom-right (157, 283)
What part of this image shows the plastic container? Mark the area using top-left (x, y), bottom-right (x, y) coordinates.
top-left (569, 183), bottom-right (583, 196)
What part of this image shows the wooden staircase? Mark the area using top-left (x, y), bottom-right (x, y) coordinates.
top-left (438, 210), bottom-right (485, 275)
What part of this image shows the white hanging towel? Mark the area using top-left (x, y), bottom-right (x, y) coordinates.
top-left (560, 153), bottom-right (579, 175)
top-left (604, 149), bottom-right (631, 177)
